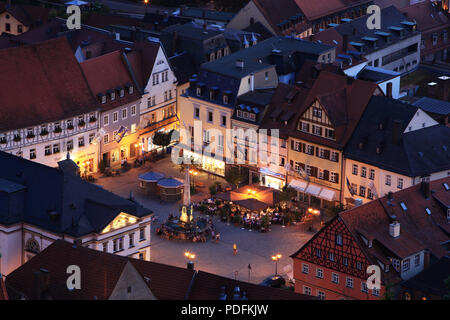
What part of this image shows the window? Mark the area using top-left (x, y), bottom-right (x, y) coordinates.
top-left (318, 169), bottom-right (324, 180)
top-left (119, 88), bottom-right (125, 97)
top-left (326, 128), bottom-right (335, 139)
top-left (414, 254), bottom-right (420, 267)
top-left (332, 273), bottom-right (339, 284)
top-left (53, 144), bottom-right (60, 154)
top-left (313, 125), bottom-right (322, 136)
top-left (346, 277), bottom-right (353, 288)
top-left (140, 227), bottom-right (146, 241)
top-left (196, 87), bottom-right (201, 96)
top-left (369, 169), bottom-right (375, 180)
top-left (329, 252), bottom-right (335, 262)
top-left (313, 107), bottom-right (322, 118)
top-left (302, 263), bottom-right (309, 274)
top-left (102, 242), bottom-right (107, 252)
top-left (223, 95), bottom-right (229, 104)
top-left (330, 152), bottom-right (338, 162)
top-left (330, 172), bottom-right (338, 183)
top-left (152, 73), bottom-right (159, 85)
top-left (402, 258), bottom-right (410, 272)
top-left (208, 111), bottom-right (213, 123)
top-left (113, 239), bottom-right (118, 252)
top-left (359, 186), bottom-right (366, 197)
top-left (131, 105), bottom-right (136, 116)
top-left (303, 286), bottom-right (312, 295)
top-left (118, 237), bottom-right (123, 251)
top-left (113, 112), bottom-right (118, 123)
top-left (367, 189), bottom-right (374, 200)
top-left (372, 288), bottom-right (380, 296)
top-left (122, 108), bottom-right (127, 119)
top-left (67, 140), bottom-right (73, 151)
top-left (30, 149), bottom-right (36, 159)
top-left (315, 248), bottom-right (321, 257)
top-left (45, 145), bottom-right (51, 156)
top-left (301, 122), bottom-right (309, 132)
top-left (306, 145), bottom-right (314, 155)
top-left (352, 164), bottom-right (358, 175)
top-left (104, 134), bottom-right (109, 144)
top-left (103, 115), bottom-right (109, 126)
top-left (386, 175), bottom-right (391, 186)
top-left (397, 178), bottom-right (404, 189)
top-left (362, 282), bottom-right (368, 293)
top-left (361, 167), bottom-right (367, 178)
top-left (221, 115), bottom-right (226, 127)
top-left (357, 262), bottom-right (362, 270)
top-left (89, 133), bottom-right (95, 144)
top-left (343, 257), bottom-right (348, 266)
top-left (317, 291), bottom-right (325, 300)
top-left (131, 123), bottom-right (136, 133)
top-left (139, 252), bottom-right (145, 260)
top-left (129, 233), bottom-right (135, 248)
top-left (316, 268), bottom-right (323, 279)
top-left (336, 234), bottom-right (343, 246)
top-left (78, 137), bottom-right (85, 147)
top-left (5, 23), bottom-right (10, 32)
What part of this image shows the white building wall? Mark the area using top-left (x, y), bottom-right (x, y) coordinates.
top-left (404, 108), bottom-right (438, 133)
top-left (401, 251), bottom-right (425, 280)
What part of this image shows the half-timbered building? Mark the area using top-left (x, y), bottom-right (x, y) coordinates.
top-left (281, 71), bottom-right (380, 209)
top-left (291, 177), bottom-right (450, 300)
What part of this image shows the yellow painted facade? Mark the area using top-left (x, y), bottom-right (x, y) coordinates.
top-left (0, 12), bottom-right (28, 35)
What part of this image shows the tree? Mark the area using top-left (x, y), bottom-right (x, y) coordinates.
top-left (152, 129), bottom-right (174, 152)
top-left (279, 186), bottom-right (296, 203)
top-left (225, 166), bottom-right (247, 189)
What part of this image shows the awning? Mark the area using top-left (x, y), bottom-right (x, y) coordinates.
top-left (289, 179), bottom-right (307, 192)
top-left (319, 188), bottom-right (337, 201)
top-left (305, 184), bottom-right (321, 196)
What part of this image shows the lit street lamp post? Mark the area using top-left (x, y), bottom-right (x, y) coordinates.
top-left (271, 253), bottom-right (282, 276)
top-left (184, 251), bottom-right (196, 269)
top-left (144, 0), bottom-right (148, 14)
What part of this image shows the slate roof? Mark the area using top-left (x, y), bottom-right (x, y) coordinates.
top-left (412, 97), bottom-right (450, 116)
top-left (357, 66), bottom-right (399, 83)
top-left (169, 52), bottom-right (199, 85)
top-left (401, 257), bottom-right (450, 298)
top-left (325, 5), bottom-right (420, 56)
top-left (0, 37), bottom-right (98, 132)
top-left (345, 96), bottom-right (450, 177)
top-left (201, 36), bottom-right (334, 79)
top-left (6, 239), bottom-right (313, 300)
top-left (0, 151), bottom-right (152, 237)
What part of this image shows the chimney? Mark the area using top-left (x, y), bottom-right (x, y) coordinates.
top-left (249, 73), bottom-right (254, 91)
top-left (421, 181), bottom-right (431, 199)
top-left (40, 268), bottom-right (50, 294)
top-left (392, 120), bottom-right (402, 145)
top-left (33, 271), bottom-right (41, 300)
top-left (423, 249), bottom-right (431, 268)
top-left (172, 31), bottom-right (178, 53)
top-left (387, 191), bottom-right (393, 201)
top-left (236, 59), bottom-right (244, 69)
top-left (389, 221), bottom-right (400, 238)
top-left (342, 34), bottom-right (348, 53)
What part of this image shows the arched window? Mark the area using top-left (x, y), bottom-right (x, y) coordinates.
top-left (25, 238), bottom-right (40, 254)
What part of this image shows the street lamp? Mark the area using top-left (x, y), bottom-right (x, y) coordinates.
top-left (184, 251), bottom-right (196, 269)
top-left (271, 253), bottom-right (282, 276)
top-left (144, 0), bottom-right (148, 14)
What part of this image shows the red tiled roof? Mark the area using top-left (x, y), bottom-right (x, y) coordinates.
top-left (252, 0), bottom-right (303, 33)
top-left (189, 271), bottom-right (314, 300)
top-left (0, 3), bottom-right (50, 27)
top-left (281, 71), bottom-right (378, 149)
top-left (294, 0), bottom-right (372, 21)
top-left (292, 177), bottom-right (450, 286)
top-left (125, 41), bottom-right (159, 91)
top-left (400, 1), bottom-right (450, 34)
top-left (0, 276), bottom-right (8, 300)
top-left (80, 50), bottom-right (141, 111)
top-left (0, 37), bottom-right (98, 132)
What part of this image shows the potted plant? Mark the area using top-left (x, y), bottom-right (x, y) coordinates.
top-left (13, 135), bottom-right (21, 142)
top-left (67, 124), bottom-right (74, 130)
top-left (0, 137), bottom-right (7, 144)
top-left (89, 116), bottom-right (97, 123)
top-left (40, 129), bottom-right (49, 136)
top-left (26, 133), bottom-right (35, 139)
top-left (54, 127), bottom-right (62, 134)
top-left (260, 214), bottom-right (270, 232)
top-left (78, 119), bottom-right (85, 127)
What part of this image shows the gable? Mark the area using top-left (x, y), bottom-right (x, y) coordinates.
top-left (299, 99), bottom-right (333, 127)
top-left (143, 46), bottom-right (176, 93)
top-left (109, 261), bottom-right (156, 300)
top-left (293, 216), bottom-right (371, 279)
top-left (404, 108), bottom-right (438, 133)
top-left (101, 212), bottom-right (139, 234)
